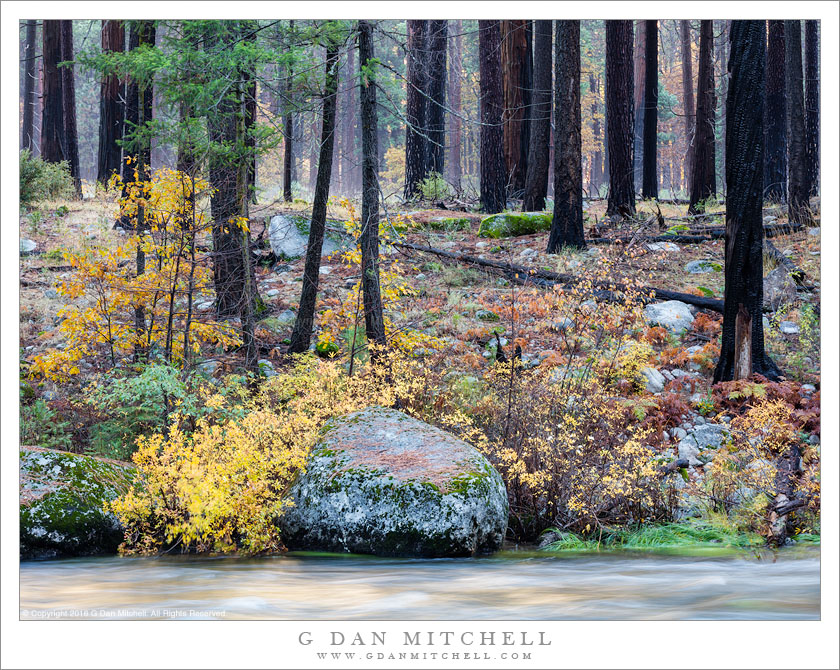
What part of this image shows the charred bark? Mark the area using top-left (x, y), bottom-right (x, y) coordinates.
top-left (605, 20), bottom-right (635, 217)
top-left (642, 20), bottom-right (658, 199)
top-left (447, 19), bottom-right (463, 188)
top-left (785, 21), bottom-right (808, 224)
top-left (680, 20), bottom-right (695, 193)
top-left (404, 20), bottom-right (429, 199)
top-left (548, 21), bottom-right (584, 252)
top-left (427, 19), bottom-right (447, 177)
top-left (689, 20), bottom-right (716, 213)
top-left (523, 20), bottom-right (552, 211)
top-left (22, 20), bottom-right (37, 152)
top-left (478, 20), bottom-right (507, 213)
top-left (804, 21), bottom-right (819, 196)
top-left (764, 21), bottom-right (786, 202)
top-left (40, 20), bottom-right (64, 165)
top-left (714, 20), bottom-right (781, 383)
top-left (97, 20), bottom-right (124, 183)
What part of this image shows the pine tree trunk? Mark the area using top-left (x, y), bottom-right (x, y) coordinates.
top-left (548, 20), bottom-right (584, 252)
top-left (804, 20), bottom-right (819, 197)
top-left (680, 20), bottom-right (695, 194)
top-left (404, 20), bottom-right (429, 199)
top-left (448, 19), bottom-right (463, 189)
top-left (522, 19), bottom-right (552, 211)
top-left (283, 20), bottom-right (295, 202)
top-left (605, 20), bottom-right (635, 217)
top-left (785, 20), bottom-right (808, 224)
top-left (289, 40), bottom-right (340, 353)
top-left (427, 20), bottom-right (447, 178)
top-left (478, 20), bottom-right (507, 214)
top-left (59, 21), bottom-right (81, 197)
top-left (359, 20), bottom-right (386, 351)
top-left (97, 20), bottom-right (124, 183)
top-left (40, 20), bottom-right (64, 165)
top-left (764, 21), bottom-right (786, 202)
top-left (589, 73), bottom-right (604, 194)
top-left (501, 20), bottom-right (529, 195)
top-left (632, 20), bottom-right (645, 194)
top-left (642, 20), bottom-right (658, 199)
top-left (22, 20), bottom-right (37, 152)
top-left (689, 20), bottom-right (716, 214)
top-left (714, 20), bottom-right (780, 383)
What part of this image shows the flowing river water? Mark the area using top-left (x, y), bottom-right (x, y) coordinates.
top-left (19, 546), bottom-right (819, 620)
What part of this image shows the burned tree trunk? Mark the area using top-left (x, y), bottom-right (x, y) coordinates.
top-left (97, 20), bottom-right (124, 183)
top-left (523, 20), bottom-right (552, 211)
top-left (427, 19), bottom-right (447, 177)
top-left (605, 20), bottom-right (635, 217)
top-left (689, 20), bottom-right (716, 213)
top-left (642, 20), bottom-right (658, 199)
top-left (680, 20), bottom-right (695, 193)
top-left (785, 20), bottom-right (809, 224)
top-left (764, 20), bottom-right (786, 202)
top-left (404, 20), bottom-right (429, 199)
top-left (804, 20), bottom-right (819, 197)
top-left (22, 20), bottom-right (37, 152)
top-left (40, 20), bottom-right (64, 164)
top-left (547, 20), bottom-right (584, 252)
top-left (589, 73), bottom-right (604, 195)
top-left (59, 21), bottom-right (81, 198)
top-left (478, 20), bottom-right (507, 213)
top-left (358, 20), bottom-right (386, 351)
top-left (632, 20), bottom-right (645, 194)
top-left (713, 20), bottom-right (781, 383)
top-left (289, 40), bottom-right (340, 353)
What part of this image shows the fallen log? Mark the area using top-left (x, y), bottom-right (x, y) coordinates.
top-left (394, 241), bottom-right (726, 313)
top-left (586, 222), bottom-right (805, 246)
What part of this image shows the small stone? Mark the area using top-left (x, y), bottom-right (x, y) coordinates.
top-left (196, 360), bottom-right (219, 376)
top-left (809, 434), bottom-right (820, 445)
top-left (265, 288), bottom-right (280, 297)
top-left (550, 318), bottom-right (574, 333)
top-left (258, 359), bottom-right (277, 377)
top-left (685, 259), bottom-right (719, 274)
top-left (318, 266), bottom-right (332, 276)
top-left (644, 301), bottom-right (695, 334)
top-left (475, 309), bottom-right (500, 322)
top-left (640, 367), bottom-right (665, 394)
top-left (801, 384), bottom-right (816, 394)
top-left (672, 427), bottom-right (688, 441)
top-left (661, 369), bottom-right (675, 381)
top-left (779, 321), bottom-right (800, 335)
top-left (763, 316), bottom-right (771, 330)
top-left (764, 267), bottom-right (797, 311)
top-left (694, 416), bottom-right (706, 426)
top-left (662, 431), bottom-right (670, 443)
top-left (808, 227), bottom-right (820, 237)
top-left (20, 239), bottom-right (37, 254)
top-left (43, 288), bottom-right (60, 299)
top-left (415, 273), bottom-right (426, 280)
top-left (647, 241), bottom-right (680, 253)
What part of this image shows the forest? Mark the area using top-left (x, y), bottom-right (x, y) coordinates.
top-left (18, 19), bottom-right (821, 563)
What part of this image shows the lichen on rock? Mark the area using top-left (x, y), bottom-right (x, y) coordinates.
top-left (280, 407), bottom-right (508, 557)
top-left (19, 447), bottom-right (135, 560)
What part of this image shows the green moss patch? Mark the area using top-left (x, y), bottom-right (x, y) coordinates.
top-left (478, 212), bottom-right (552, 238)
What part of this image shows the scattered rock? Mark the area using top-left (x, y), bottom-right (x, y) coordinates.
top-left (549, 318), bottom-right (574, 333)
top-left (808, 227), bottom-right (820, 237)
top-left (428, 216), bottom-right (470, 231)
top-left (20, 447), bottom-right (134, 559)
top-left (644, 300), bottom-right (695, 334)
top-left (477, 212), bottom-right (552, 239)
top-left (537, 529), bottom-right (561, 549)
top-left (43, 288), bottom-right (60, 299)
top-left (763, 267), bottom-right (797, 311)
top-left (264, 288), bottom-right (280, 297)
top-left (640, 367), bottom-right (665, 394)
top-left (318, 266), bottom-right (332, 276)
top-left (196, 360), bottom-right (219, 376)
top-left (20, 239), bottom-right (37, 254)
top-left (258, 359), bottom-right (277, 377)
top-left (685, 259), bottom-right (720, 274)
top-left (646, 242), bottom-right (680, 253)
top-left (280, 407), bottom-right (508, 557)
top-left (779, 321), bottom-right (800, 335)
top-left (801, 384), bottom-right (816, 394)
top-left (475, 309), bottom-right (500, 322)
top-left (268, 214), bottom-right (337, 259)
top-left (677, 424), bottom-right (729, 467)
top-left (195, 300), bottom-right (214, 311)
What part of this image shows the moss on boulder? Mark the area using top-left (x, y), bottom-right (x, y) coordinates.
top-left (478, 211), bottom-right (552, 238)
top-left (20, 447), bottom-right (134, 560)
top-left (428, 216), bottom-right (471, 231)
top-left (280, 407), bottom-right (508, 557)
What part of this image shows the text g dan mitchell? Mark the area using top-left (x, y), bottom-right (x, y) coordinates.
top-left (298, 631), bottom-right (552, 647)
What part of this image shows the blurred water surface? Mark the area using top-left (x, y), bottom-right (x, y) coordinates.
top-left (19, 545), bottom-right (819, 620)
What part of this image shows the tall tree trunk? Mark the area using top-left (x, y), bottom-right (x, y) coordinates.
top-left (785, 21), bottom-right (808, 224)
top-left (289, 40), bottom-right (340, 353)
top-left (522, 19), bottom-right (552, 211)
top-left (427, 19), bottom-right (447, 177)
top-left (714, 20), bottom-right (780, 383)
top-left (501, 20), bottom-right (529, 195)
top-left (680, 20), bottom-right (695, 194)
top-left (642, 20), bottom-right (658, 199)
top-left (764, 20), bottom-right (786, 202)
top-left (22, 20), bottom-right (37, 152)
top-left (340, 44), bottom-right (356, 195)
top-left (605, 20), bottom-right (635, 217)
top-left (404, 20), bottom-right (429, 199)
top-left (97, 20), bottom-right (124, 183)
top-left (283, 20), bottom-right (295, 202)
top-left (447, 19), bottom-right (463, 189)
top-left (40, 20), bottom-right (64, 165)
top-left (478, 20), bottom-right (507, 214)
top-left (358, 20), bottom-right (386, 351)
top-left (804, 20), bottom-right (819, 198)
top-left (59, 21), bottom-right (81, 197)
top-left (589, 73), bottom-right (604, 195)
top-left (689, 20), bottom-right (716, 213)
top-left (548, 20), bottom-right (584, 252)
top-left (632, 20), bottom-right (646, 194)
